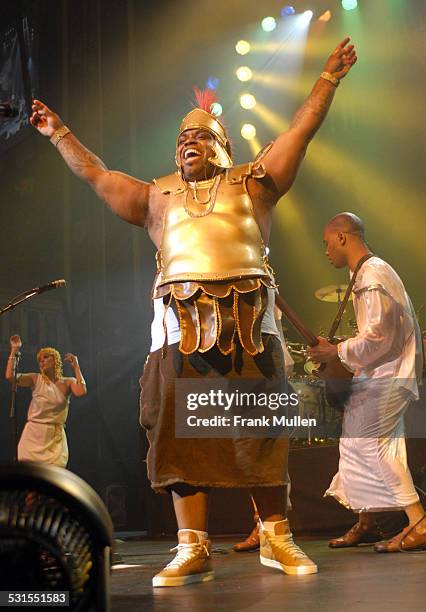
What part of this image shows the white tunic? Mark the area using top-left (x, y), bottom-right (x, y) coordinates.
top-left (326, 257), bottom-right (423, 511)
top-left (18, 374), bottom-right (70, 468)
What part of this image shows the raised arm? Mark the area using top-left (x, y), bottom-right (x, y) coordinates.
top-left (5, 335), bottom-right (36, 387)
top-left (64, 353), bottom-right (87, 398)
top-left (261, 37), bottom-right (357, 197)
top-left (30, 100), bottom-right (150, 227)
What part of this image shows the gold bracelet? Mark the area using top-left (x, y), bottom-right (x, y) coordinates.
top-left (76, 379), bottom-right (86, 385)
top-left (320, 71), bottom-right (340, 87)
top-left (50, 125), bottom-right (71, 147)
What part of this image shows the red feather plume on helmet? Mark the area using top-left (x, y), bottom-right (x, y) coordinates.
top-left (192, 86), bottom-right (217, 113)
top-left (177, 86), bottom-right (232, 168)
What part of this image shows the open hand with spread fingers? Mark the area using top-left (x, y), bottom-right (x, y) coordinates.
top-left (324, 37), bottom-right (357, 80)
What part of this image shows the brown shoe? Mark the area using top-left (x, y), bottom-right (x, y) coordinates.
top-left (233, 522), bottom-right (260, 552)
top-left (400, 515), bottom-right (426, 551)
top-left (329, 522), bottom-right (383, 548)
top-left (374, 525), bottom-right (413, 553)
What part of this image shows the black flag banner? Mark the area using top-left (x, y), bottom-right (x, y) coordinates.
top-left (0, 15), bottom-right (38, 152)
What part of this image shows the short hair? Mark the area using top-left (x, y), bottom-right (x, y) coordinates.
top-left (326, 212), bottom-right (365, 238)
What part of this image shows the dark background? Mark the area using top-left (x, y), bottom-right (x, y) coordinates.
top-left (0, 0), bottom-right (425, 532)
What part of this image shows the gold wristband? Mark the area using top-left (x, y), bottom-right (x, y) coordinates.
top-left (76, 379), bottom-right (86, 385)
top-left (50, 125), bottom-right (71, 147)
top-left (320, 71), bottom-right (340, 87)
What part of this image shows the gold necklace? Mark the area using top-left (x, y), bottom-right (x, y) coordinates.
top-left (183, 175), bottom-right (221, 218)
top-left (191, 177), bottom-right (216, 204)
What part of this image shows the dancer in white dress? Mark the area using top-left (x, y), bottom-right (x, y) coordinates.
top-left (308, 213), bottom-right (425, 553)
top-left (6, 335), bottom-right (87, 467)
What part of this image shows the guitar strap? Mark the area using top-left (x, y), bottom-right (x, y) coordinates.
top-left (327, 253), bottom-right (374, 341)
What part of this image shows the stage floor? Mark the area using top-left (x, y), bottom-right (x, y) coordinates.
top-left (111, 536), bottom-right (426, 611)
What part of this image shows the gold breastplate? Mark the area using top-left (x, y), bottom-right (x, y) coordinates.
top-left (154, 163), bottom-right (269, 287)
top-left (152, 163), bottom-right (275, 356)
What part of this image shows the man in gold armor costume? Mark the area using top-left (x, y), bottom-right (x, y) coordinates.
top-left (30, 38), bottom-right (357, 586)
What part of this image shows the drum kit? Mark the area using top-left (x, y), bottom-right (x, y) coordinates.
top-left (285, 284), bottom-right (358, 444)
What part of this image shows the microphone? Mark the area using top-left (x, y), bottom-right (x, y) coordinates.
top-left (29, 279), bottom-right (67, 295)
top-left (0, 102), bottom-right (18, 118)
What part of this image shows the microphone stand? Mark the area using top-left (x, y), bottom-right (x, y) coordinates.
top-left (0, 288), bottom-right (41, 316)
top-left (9, 352), bottom-right (21, 461)
top-left (0, 289), bottom-right (46, 462)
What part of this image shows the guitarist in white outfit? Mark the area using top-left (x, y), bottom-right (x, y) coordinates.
top-left (308, 213), bottom-right (425, 553)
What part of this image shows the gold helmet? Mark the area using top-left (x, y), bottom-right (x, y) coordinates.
top-left (176, 88), bottom-right (232, 170)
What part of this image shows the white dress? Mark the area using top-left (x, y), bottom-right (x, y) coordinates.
top-left (18, 374), bottom-right (70, 468)
top-left (326, 257), bottom-right (423, 511)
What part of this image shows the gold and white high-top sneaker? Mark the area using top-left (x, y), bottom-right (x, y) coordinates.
top-left (152, 529), bottom-right (214, 587)
top-left (259, 519), bottom-right (318, 575)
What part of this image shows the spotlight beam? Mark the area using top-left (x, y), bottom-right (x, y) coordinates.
top-left (251, 102), bottom-right (289, 134)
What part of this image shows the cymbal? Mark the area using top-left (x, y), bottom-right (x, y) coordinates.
top-left (314, 284), bottom-right (353, 303)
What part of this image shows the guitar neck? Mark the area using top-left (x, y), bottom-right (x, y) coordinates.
top-left (275, 294), bottom-right (319, 347)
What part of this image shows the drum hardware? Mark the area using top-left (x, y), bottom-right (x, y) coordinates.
top-left (289, 375), bottom-right (341, 443)
top-left (287, 342), bottom-right (307, 364)
top-left (314, 284), bottom-right (353, 303)
top-left (304, 358), bottom-right (318, 376)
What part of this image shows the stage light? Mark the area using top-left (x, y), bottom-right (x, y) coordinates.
top-left (261, 17), bottom-right (277, 32)
top-left (303, 10), bottom-right (314, 20)
top-left (241, 123), bottom-right (256, 140)
top-left (236, 66), bottom-right (253, 82)
top-left (240, 93), bottom-right (257, 110)
top-left (318, 10), bottom-right (332, 22)
top-left (342, 0), bottom-right (358, 10)
top-left (206, 76), bottom-right (220, 90)
top-left (210, 102), bottom-right (223, 117)
top-left (281, 6), bottom-right (296, 16)
top-left (235, 40), bottom-right (251, 55)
